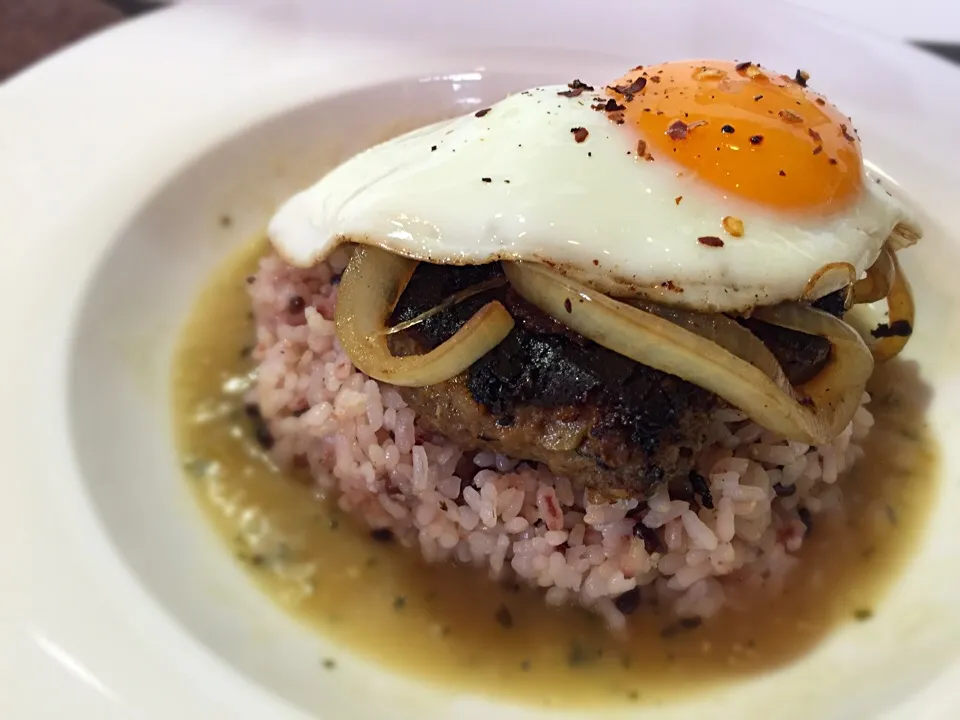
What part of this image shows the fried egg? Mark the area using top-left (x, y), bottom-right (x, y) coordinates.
top-left (269, 60), bottom-right (920, 312)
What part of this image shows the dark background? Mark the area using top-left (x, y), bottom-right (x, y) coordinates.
top-left (1, 0), bottom-right (958, 82)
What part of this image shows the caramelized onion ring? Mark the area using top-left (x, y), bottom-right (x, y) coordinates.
top-left (803, 262), bottom-right (856, 302)
top-left (847, 252), bottom-right (915, 363)
top-left (630, 300), bottom-right (783, 383)
top-left (874, 252), bottom-right (916, 361)
top-left (504, 261), bottom-right (873, 444)
top-left (852, 248), bottom-right (894, 305)
top-left (335, 245), bottom-right (515, 386)
top-left (888, 220), bottom-right (921, 252)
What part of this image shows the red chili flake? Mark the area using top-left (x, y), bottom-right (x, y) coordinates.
top-left (632, 64), bottom-right (644, 71)
top-left (592, 259), bottom-right (599, 266)
top-left (571, 127), bottom-right (589, 143)
top-left (634, 140), bottom-right (654, 161)
top-left (693, 66), bottom-right (726, 82)
top-left (815, 97), bottom-right (826, 106)
top-left (808, 128), bottom-right (822, 142)
top-left (749, 134), bottom-right (763, 145)
top-left (608, 111), bottom-right (626, 125)
top-left (481, 177), bottom-right (492, 183)
top-left (558, 79), bottom-right (594, 98)
top-left (778, 169), bottom-right (787, 176)
top-left (666, 120), bottom-right (689, 139)
top-left (599, 98), bottom-right (626, 113)
top-left (608, 76), bottom-right (647, 100)
top-left (778, 109), bottom-right (803, 124)
top-left (674, 196), bottom-right (682, 205)
top-left (828, 158), bottom-right (838, 165)
top-left (698, 236), bottom-right (724, 248)
top-left (722, 216), bottom-right (744, 238)
top-left (735, 62), bottom-right (765, 79)
top-left (563, 298), bottom-right (573, 313)
top-left (661, 280), bottom-right (682, 292)
top-left (475, 108), bottom-right (491, 117)
top-left (753, 94), bottom-right (763, 101)
top-left (649, 75), bottom-right (661, 83)
top-left (840, 124), bottom-right (856, 142)
top-left (813, 145), bottom-right (823, 155)
top-left (794, 69), bottom-right (810, 87)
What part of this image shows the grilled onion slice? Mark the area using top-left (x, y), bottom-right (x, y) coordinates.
top-left (803, 262), bottom-right (856, 303)
top-left (630, 300), bottom-right (784, 383)
top-left (504, 261), bottom-right (873, 444)
top-left (847, 250), bottom-right (915, 363)
top-left (335, 245), bottom-right (514, 386)
top-left (853, 247), bottom-right (895, 305)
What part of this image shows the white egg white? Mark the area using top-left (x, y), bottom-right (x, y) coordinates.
top-left (269, 85), bottom-right (918, 312)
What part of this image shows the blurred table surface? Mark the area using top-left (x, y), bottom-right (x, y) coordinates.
top-left (1, 0), bottom-right (959, 82)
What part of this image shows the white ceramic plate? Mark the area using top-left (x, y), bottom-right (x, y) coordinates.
top-left (2, 1), bottom-right (960, 718)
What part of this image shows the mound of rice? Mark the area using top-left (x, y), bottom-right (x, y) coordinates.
top-left (248, 251), bottom-right (873, 628)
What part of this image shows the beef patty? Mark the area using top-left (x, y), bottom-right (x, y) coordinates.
top-left (389, 262), bottom-right (838, 499)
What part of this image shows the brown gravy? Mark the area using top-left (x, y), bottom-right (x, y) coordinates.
top-left (172, 239), bottom-right (938, 706)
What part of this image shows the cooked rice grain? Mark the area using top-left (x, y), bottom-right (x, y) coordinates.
top-left (248, 253), bottom-right (871, 627)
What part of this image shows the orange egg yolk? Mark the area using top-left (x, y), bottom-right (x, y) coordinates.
top-left (605, 60), bottom-right (864, 213)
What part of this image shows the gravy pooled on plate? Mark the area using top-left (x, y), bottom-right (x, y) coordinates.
top-left (173, 238), bottom-right (936, 706)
